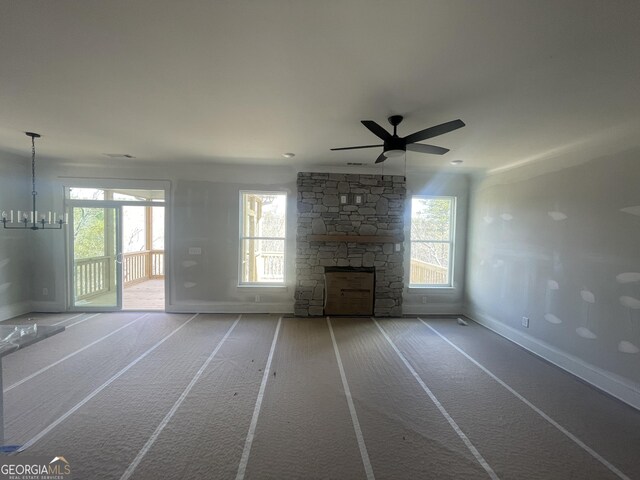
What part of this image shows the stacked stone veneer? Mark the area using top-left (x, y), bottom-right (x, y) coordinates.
top-left (295, 172), bottom-right (406, 317)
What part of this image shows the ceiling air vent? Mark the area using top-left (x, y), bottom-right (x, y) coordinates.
top-left (103, 153), bottom-right (136, 159)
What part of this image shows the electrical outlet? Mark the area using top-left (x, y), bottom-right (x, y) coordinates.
top-left (255, 295), bottom-right (261, 303)
top-left (395, 243), bottom-right (401, 252)
top-left (42, 287), bottom-right (48, 296)
top-left (522, 316), bottom-right (529, 328)
top-left (422, 296), bottom-right (428, 304)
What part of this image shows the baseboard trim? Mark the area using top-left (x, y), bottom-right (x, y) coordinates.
top-left (403, 303), bottom-right (463, 315)
top-left (0, 301), bottom-right (31, 322)
top-left (465, 308), bottom-right (640, 411)
top-left (30, 301), bottom-right (66, 313)
top-left (167, 302), bottom-right (294, 314)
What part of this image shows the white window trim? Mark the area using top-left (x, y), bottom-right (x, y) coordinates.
top-left (409, 195), bottom-right (456, 288)
top-left (238, 190), bottom-right (287, 287)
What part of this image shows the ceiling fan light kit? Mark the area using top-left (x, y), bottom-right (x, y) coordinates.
top-left (384, 149), bottom-right (405, 158)
top-left (331, 115), bottom-right (465, 164)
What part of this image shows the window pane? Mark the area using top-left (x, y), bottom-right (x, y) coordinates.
top-left (122, 206), bottom-right (146, 253)
top-left (112, 192), bottom-right (142, 201)
top-left (410, 242), bottom-right (450, 285)
top-left (111, 189), bottom-right (165, 201)
top-left (242, 193), bottom-right (286, 238)
top-left (69, 188), bottom-right (105, 200)
top-left (411, 197), bottom-right (452, 241)
top-left (241, 239), bottom-right (285, 283)
top-left (68, 187), bottom-right (164, 201)
top-left (152, 207), bottom-right (165, 250)
top-left (73, 207), bottom-right (108, 259)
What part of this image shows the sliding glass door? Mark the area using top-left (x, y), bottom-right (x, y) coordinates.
top-left (70, 206), bottom-right (122, 310)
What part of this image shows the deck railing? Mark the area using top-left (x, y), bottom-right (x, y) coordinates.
top-left (74, 255), bottom-right (112, 300)
top-left (256, 252), bottom-right (284, 282)
top-left (123, 250), bottom-right (165, 285)
top-left (410, 258), bottom-right (448, 285)
top-left (74, 250), bottom-right (164, 300)
top-left (151, 250), bottom-right (164, 277)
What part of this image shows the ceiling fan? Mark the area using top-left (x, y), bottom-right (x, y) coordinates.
top-left (331, 115), bottom-right (465, 164)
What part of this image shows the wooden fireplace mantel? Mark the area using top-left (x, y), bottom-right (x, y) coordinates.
top-left (307, 234), bottom-right (401, 244)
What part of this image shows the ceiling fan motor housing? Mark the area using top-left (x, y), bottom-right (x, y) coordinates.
top-left (388, 115), bottom-right (403, 127)
top-left (384, 115), bottom-right (406, 156)
top-left (383, 137), bottom-right (406, 156)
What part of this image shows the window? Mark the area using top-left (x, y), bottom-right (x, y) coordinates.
top-left (409, 196), bottom-right (455, 287)
top-left (240, 191), bottom-right (286, 285)
top-left (68, 188), bottom-right (165, 202)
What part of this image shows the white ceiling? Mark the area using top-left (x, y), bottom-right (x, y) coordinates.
top-left (1, 0), bottom-right (639, 172)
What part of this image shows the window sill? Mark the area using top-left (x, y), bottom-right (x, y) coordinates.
top-left (237, 284), bottom-right (289, 290)
top-left (407, 286), bottom-right (456, 292)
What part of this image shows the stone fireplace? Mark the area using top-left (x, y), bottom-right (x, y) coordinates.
top-left (294, 172), bottom-right (406, 317)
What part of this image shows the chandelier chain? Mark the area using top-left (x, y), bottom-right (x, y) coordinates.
top-left (31, 135), bottom-right (37, 196)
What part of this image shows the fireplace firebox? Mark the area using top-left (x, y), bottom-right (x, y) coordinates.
top-left (324, 267), bottom-right (375, 316)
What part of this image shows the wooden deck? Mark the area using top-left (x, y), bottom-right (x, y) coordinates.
top-left (123, 279), bottom-right (165, 310)
top-left (76, 278), bottom-right (165, 310)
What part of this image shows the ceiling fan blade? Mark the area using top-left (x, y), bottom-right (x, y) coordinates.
top-left (403, 119), bottom-right (465, 144)
top-left (361, 120), bottom-right (392, 140)
top-left (331, 144), bottom-right (383, 151)
top-left (406, 143), bottom-right (450, 155)
top-left (374, 152), bottom-right (387, 164)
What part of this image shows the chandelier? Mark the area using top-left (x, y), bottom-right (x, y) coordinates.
top-left (1, 132), bottom-right (67, 230)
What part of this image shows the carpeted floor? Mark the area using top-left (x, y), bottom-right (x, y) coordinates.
top-left (1, 312), bottom-right (638, 479)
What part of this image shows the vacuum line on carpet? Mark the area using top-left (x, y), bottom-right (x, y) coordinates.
top-left (63, 313), bottom-right (102, 328)
top-left (16, 313), bottom-right (200, 453)
top-left (4, 314), bottom-right (149, 393)
top-left (235, 316), bottom-right (283, 480)
top-left (120, 314), bottom-right (243, 480)
top-left (327, 317), bottom-right (375, 480)
top-left (371, 317), bottom-right (499, 480)
top-left (52, 313), bottom-right (85, 326)
top-left (418, 318), bottom-right (632, 480)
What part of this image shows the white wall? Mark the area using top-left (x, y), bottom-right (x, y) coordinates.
top-left (0, 153), bottom-right (32, 319)
top-left (465, 148), bottom-right (640, 409)
top-left (169, 176), bottom-right (296, 312)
